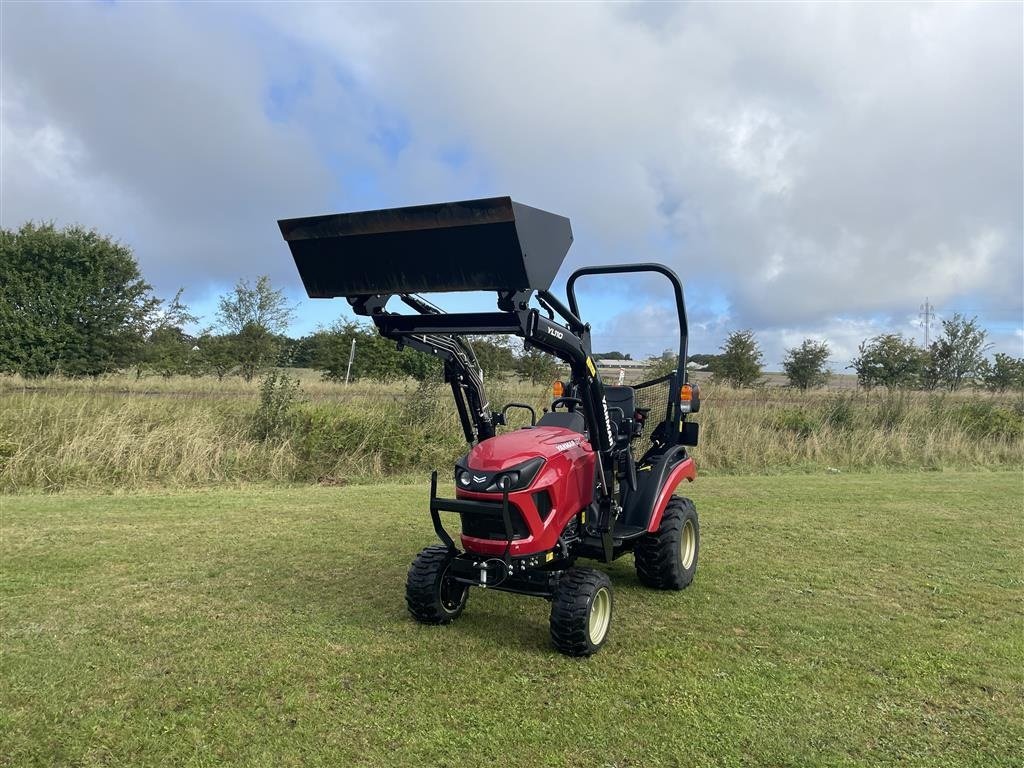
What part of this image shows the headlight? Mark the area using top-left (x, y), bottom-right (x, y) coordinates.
top-left (495, 457), bottom-right (544, 491)
top-left (495, 471), bottom-right (520, 489)
top-left (454, 457), bottom-right (545, 493)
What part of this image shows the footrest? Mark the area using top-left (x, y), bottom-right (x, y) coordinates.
top-left (611, 523), bottom-right (647, 542)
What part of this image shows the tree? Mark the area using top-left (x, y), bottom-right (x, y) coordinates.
top-left (216, 275), bottom-right (294, 334)
top-left (647, 349), bottom-right (678, 379)
top-left (594, 351), bottom-right (631, 361)
top-left (307, 320), bottom-right (436, 382)
top-left (233, 323), bottom-right (281, 382)
top-left (398, 342), bottom-right (440, 382)
top-left (0, 222), bottom-right (159, 377)
top-left (515, 346), bottom-right (561, 384)
top-left (917, 347), bottom-right (943, 391)
top-left (194, 334), bottom-right (236, 380)
top-left (849, 333), bottom-right (923, 390)
top-left (978, 353), bottom-right (1024, 392)
top-left (276, 336), bottom-right (304, 368)
top-left (215, 276), bottom-right (295, 382)
top-left (467, 337), bottom-right (516, 380)
top-left (923, 314), bottom-right (991, 391)
top-left (144, 327), bottom-right (196, 378)
top-left (142, 289), bottom-right (198, 378)
top-left (286, 335), bottom-right (319, 369)
top-left (716, 330), bottom-right (763, 388)
top-left (782, 339), bottom-right (831, 391)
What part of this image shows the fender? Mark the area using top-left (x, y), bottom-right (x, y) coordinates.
top-left (646, 456), bottom-right (696, 533)
top-left (618, 446), bottom-right (697, 531)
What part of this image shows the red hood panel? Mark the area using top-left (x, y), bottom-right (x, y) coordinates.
top-left (467, 427), bottom-right (590, 471)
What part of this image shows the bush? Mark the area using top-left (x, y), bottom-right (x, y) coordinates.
top-left (979, 354), bottom-right (1024, 392)
top-left (952, 402), bottom-right (1024, 440)
top-left (402, 379), bottom-right (446, 424)
top-left (289, 405), bottom-right (382, 481)
top-left (923, 314), bottom-right (990, 391)
top-left (783, 339), bottom-right (831, 391)
top-left (310, 321), bottom-right (439, 383)
top-left (250, 369), bottom-right (303, 441)
top-left (850, 334), bottom-right (923, 390)
top-left (515, 348), bottom-right (560, 384)
top-left (769, 408), bottom-right (819, 438)
top-left (647, 350), bottom-right (678, 379)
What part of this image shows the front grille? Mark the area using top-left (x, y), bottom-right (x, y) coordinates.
top-left (459, 504), bottom-right (529, 540)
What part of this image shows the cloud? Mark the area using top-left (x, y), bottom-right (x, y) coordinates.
top-left (264, 2), bottom-right (1022, 338)
top-left (2, 2), bottom-right (1021, 362)
top-left (1, 2), bottom-right (334, 298)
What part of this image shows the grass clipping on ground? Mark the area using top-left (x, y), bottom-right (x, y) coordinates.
top-left (1, 373), bottom-right (1023, 492)
top-left (2, 472), bottom-right (1022, 767)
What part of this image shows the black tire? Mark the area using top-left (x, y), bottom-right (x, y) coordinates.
top-left (406, 545), bottom-right (468, 625)
top-left (635, 496), bottom-right (699, 590)
top-left (549, 567), bottom-right (613, 657)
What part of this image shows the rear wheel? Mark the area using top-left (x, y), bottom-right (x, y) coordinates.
top-left (406, 545), bottom-right (468, 624)
top-left (635, 496), bottom-right (699, 590)
top-left (549, 568), bottom-right (613, 656)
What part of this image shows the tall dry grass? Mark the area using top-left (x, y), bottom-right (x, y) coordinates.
top-left (1, 373), bottom-right (1021, 492)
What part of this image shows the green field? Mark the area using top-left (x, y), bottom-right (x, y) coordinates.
top-left (2, 471), bottom-right (1022, 767)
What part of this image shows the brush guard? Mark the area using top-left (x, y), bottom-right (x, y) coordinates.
top-left (429, 471), bottom-right (515, 559)
top-left (430, 471), bottom-right (561, 595)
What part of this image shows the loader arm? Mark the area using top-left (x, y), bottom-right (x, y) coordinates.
top-left (352, 291), bottom-right (615, 458)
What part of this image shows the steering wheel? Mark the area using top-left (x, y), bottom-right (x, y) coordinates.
top-left (551, 396), bottom-right (583, 412)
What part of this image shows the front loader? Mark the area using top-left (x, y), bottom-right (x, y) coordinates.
top-left (279, 196), bottom-right (701, 656)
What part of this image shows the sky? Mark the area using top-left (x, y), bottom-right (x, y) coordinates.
top-left (2, 1), bottom-right (1022, 369)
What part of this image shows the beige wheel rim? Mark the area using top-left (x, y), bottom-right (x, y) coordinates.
top-left (680, 519), bottom-right (696, 570)
top-left (588, 587), bottom-right (611, 645)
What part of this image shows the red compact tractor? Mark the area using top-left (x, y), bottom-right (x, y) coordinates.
top-left (280, 197), bottom-right (701, 656)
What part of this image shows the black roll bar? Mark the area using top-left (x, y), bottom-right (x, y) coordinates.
top-left (566, 263), bottom-right (691, 440)
top-left (565, 263), bottom-right (689, 374)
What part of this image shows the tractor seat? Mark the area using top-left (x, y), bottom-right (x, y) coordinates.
top-left (604, 385), bottom-right (636, 442)
top-left (536, 410), bottom-right (586, 433)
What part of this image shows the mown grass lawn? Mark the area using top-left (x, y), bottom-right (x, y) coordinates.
top-left (2, 472), bottom-right (1022, 767)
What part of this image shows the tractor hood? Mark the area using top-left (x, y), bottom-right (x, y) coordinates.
top-left (278, 196), bottom-right (573, 298)
top-left (469, 426), bottom-right (588, 468)
top-left (455, 425), bottom-right (595, 500)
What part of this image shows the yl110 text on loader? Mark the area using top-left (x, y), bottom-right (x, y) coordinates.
top-left (279, 196), bottom-right (701, 656)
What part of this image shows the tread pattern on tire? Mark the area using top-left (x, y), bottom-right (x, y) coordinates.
top-left (634, 496), bottom-right (698, 590)
top-left (549, 567), bottom-right (612, 657)
top-left (406, 544), bottom-right (466, 625)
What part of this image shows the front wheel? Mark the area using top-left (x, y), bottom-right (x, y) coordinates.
top-left (634, 496), bottom-right (699, 590)
top-left (549, 568), bottom-right (613, 656)
top-left (406, 545), bottom-right (468, 624)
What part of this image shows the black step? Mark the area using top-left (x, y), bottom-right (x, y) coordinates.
top-left (582, 524), bottom-right (648, 551)
top-left (611, 523), bottom-right (647, 541)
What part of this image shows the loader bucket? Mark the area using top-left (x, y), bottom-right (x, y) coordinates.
top-left (278, 196), bottom-right (573, 298)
